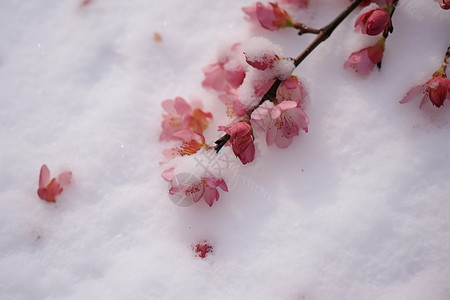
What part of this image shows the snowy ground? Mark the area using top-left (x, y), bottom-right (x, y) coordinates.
top-left (1, 0), bottom-right (450, 299)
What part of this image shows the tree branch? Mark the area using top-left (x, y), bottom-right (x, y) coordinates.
top-left (214, 0), bottom-right (363, 152)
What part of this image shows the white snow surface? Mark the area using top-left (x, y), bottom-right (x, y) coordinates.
top-left (1, 0), bottom-right (450, 299)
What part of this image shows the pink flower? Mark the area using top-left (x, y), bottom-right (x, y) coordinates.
top-left (160, 97), bottom-right (212, 141)
top-left (279, 0), bottom-right (308, 9)
top-left (201, 43), bottom-right (246, 92)
top-left (252, 100), bottom-right (309, 148)
top-left (400, 76), bottom-right (450, 108)
top-left (163, 130), bottom-right (210, 158)
top-left (243, 2), bottom-right (294, 31)
top-left (438, 0), bottom-right (450, 9)
top-left (355, 9), bottom-right (390, 36)
top-left (219, 122), bottom-right (255, 164)
top-left (169, 176), bottom-right (228, 207)
top-left (276, 76), bottom-right (307, 103)
top-left (344, 40), bottom-right (385, 77)
top-left (37, 164), bottom-right (72, 203)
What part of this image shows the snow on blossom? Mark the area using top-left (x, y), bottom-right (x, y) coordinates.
top-left (252, 100), bottom-right (309, 149)
top-left (355, 8), bottom-right (390, 36)
top-left (242, 2), bottom-right (294, 31)
top-left (193, 241), bottom-right (213, 259)
top-left (201, 43), bottom-right (247, 93)
top-left (37, 164), bottom-right (72, 203)
top-left (344, 38), bottom-right (385, 77)
top-left (438, 0), bottom-right (450, 9)
top-left (169, 176), bottom-right (228, 207)
top-left (219, 122), bottom-right (255, 165)
top-left (163, 130), bottom-right (211, 158)
top-left (400, 76), bottom-right (450, 108)
top-left (243, 37), bottom-right (294, 79)
top-left (160, 97), bottom-right (212, 141)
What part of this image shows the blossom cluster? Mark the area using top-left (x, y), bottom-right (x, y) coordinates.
top-left (160, 2), bottom-right (313, 207)
top-left (159, 0), bottom-right (449, 210)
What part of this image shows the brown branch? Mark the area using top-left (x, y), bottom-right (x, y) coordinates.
top-left (214, 0), bottom-right (363, 152)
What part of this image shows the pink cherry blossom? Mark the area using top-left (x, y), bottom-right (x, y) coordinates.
top-left (252, 100), bottom-right (309, 148)
top-left (169, 176), bottom-right (228, 207)
top-left (201, 43), bottom-right (246, 92)
top-left (438, 0), bottom-right (450, 9)
top-left (163, 130), bottom-right (210, 158)
top-left (355, 9), bottom-right (390, 36)
top-left (276, 76), bottom-right (307, 104)
top-left (160, 97), bottom-right (212, 141)
top-left (219, 122), bottom-right (255, 164)
top-left (37, 164), bottom-right (72, 203)
top-left (400, 76), bottom-right (450, 108)
top-left (242, 2), bottom-right (294, 31)
top-left (344, 41), bottom-right (384, 77)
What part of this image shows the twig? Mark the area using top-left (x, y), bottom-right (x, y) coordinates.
top-left (214, 0), bottom-right (363, 152)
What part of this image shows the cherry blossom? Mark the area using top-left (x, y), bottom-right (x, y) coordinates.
top-left (276, 76), bottom-right (307, 103)
top-left (355, 8), bottom-right (390, 36)
top-left (438, 0), bottom-right (450, 9)
top-left (160, 97), bottom-right (212, 141)
top-left (242, 2), bottom-right (294, 31)
top-left (37, 164), bottom-right (72, 203)
top-left (344, 38), bottom-right (385, 77)
top-left (400, 76), bottom-right (450, 108)
top-left (201, 43), bottom-right (246, 92)
top-left (219, 122), bottom-right (255, 164)
top-left (169, 176), bottom-right (228, 207)
top-left (252, 100), bottom-right (309, 148)
top-left (400, 48), bottom-right (450, 108)
top-left (163, 130), bottom-right (211, 158)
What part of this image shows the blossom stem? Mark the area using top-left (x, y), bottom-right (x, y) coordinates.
top-left (214, 0), bottom-right (363, 152)
top-left (294, 23), bottom-right (321, 35)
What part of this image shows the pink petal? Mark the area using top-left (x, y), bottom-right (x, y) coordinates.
top-left (399, 84), bottom-right (426, 104)
top-left (271, 106), bottom-right (281, 119)
top-left (266, 120), bottom-right (278, 146)
top-left (277, 100), bottom-right (298, 111)
top-left (161, 168), bottom-right (175, 182)
top-left (39, 164), bottom-right (50, 188)
top-left (201, 63), bottom-right (228, 92)
top-left (203, 186), bottom-right (218, 207)
top-left (256, 2), bottom-right (277, 31)
top-left (173, 97), bottom-right (191, 115)
top-left (274, 132), bottom-right (294, 148)
top-left (57, 171), bottom-right (72, 186)
top-left (242, 4), bottom-right (258, 22)
top-left (251, 106), bottom-right (270, 121)
top-left (225, 70), bottom-right (246, 89)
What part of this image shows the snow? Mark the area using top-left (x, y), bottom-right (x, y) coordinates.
top-left (1, 0), bottom-right (450, 299)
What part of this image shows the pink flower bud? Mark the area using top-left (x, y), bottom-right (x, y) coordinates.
top-left (243, 2), bottom-right (294, 31)
top-left (355, 9), bottom-right (390, 36)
